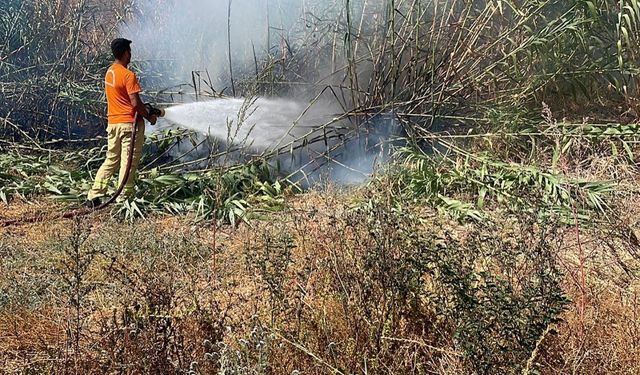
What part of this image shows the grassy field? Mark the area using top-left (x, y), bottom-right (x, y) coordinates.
top-left (1, 181), bottom-right (639, 373)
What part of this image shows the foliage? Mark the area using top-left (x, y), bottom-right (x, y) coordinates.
top-left (426, 216), bottom-right (569, 373)
top-left (2, 1), bottom-right (640, 373)
top-left (0, 150), bottom-right (96, 204)
top-left (123, 161), bottom-right (288, 224)
top-left (0, 150), bottom-right (287, 225)
top-left (393, 145), bottom-right (613, 221)
top-left (246, 194), bottom-right (570, 373)
top-left (3, 0), bottom-right (640, 227)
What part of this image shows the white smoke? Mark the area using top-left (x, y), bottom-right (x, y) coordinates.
top-left (121, 0), bottom-right (350, 86)
top-left (120, 0), bottom-right (401, 185)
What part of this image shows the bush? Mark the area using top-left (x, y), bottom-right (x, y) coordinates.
top-left (234, 192), bottom-right (570, 374)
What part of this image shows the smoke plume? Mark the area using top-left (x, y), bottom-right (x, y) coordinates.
top-left (120, 0), bottom-right (401, 185)
top-left (121, 0), bottom-right (344, 86)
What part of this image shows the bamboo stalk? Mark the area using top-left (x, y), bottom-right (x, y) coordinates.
top-left (227, 0), bottom-right (236, 97)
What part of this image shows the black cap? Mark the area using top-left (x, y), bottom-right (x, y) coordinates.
top-left (111, 38), bottom-right (132, 59)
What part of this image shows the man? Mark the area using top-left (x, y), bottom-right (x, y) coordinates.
top-left (85, 38), bottom-right (157, 208)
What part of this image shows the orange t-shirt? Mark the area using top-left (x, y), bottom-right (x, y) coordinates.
top-left (105, 63), bottom-right (142, 124)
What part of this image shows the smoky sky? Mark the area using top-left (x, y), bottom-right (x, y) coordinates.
top-left (120, 0), bottom-right (355, 86)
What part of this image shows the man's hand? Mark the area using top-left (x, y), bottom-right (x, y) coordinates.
top-left (130, 92), bottom-right (154, 123)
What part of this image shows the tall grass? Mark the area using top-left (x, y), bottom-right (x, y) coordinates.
top-left (2, 0), bottom-right (640, 222)
top-left (244, 0), bottom-right (640, 206)
top-left (0, 0), bottom-right (130, 142)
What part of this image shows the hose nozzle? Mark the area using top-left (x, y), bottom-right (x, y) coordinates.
top-left (145, 103), bottom-right (165, 118)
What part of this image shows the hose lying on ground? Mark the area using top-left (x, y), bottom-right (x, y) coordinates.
top-left (1, 118), bottom-right (140, 227)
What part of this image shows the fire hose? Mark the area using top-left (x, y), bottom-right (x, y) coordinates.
top-left (1, 104), bottom-right (165, 227)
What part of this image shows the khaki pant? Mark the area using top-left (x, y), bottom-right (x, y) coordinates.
top-left (87, 121), bottom-right (145, 201)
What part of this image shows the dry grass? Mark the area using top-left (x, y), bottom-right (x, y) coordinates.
top-left (542, 200), bottom-right (640, 374)
top-left (1, 187), bottom-right (639, 374)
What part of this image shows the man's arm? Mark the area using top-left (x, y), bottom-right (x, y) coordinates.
top-left (129, 92), bottom-right (157, 124)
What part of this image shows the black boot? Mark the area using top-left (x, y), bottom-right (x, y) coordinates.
top-left (83, 198), bottom-right (102, 209)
